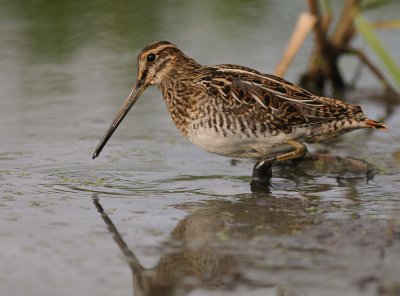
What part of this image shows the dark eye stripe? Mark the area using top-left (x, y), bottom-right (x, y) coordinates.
top-left (156, 58), bottom-right (170, 72)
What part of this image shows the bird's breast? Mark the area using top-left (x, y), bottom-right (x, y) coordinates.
top-left (160, 82), bottom-right (208, 136)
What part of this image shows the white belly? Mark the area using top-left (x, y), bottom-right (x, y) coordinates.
top-left (187, 127), bottom-right (305, 159)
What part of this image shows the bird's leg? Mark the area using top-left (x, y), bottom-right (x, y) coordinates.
top-left (276, 139), bottom-right (307, 162)
top-left (250, 140), bottom-right (306, 193)
top-left (250, 156), bottom-right (276, 193)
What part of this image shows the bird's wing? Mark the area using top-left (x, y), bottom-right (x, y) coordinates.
top-left (194, 64), bottom-right (362, 133)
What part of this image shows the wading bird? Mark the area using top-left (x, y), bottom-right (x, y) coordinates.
top-left (93, 41), bottom-right (387, 190)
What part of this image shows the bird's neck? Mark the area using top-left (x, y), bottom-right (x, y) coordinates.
top-left (158, 60), bottom-right (203, 136)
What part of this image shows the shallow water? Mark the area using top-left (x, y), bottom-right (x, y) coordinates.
top-left (1, 1), bottom-right (400, 296)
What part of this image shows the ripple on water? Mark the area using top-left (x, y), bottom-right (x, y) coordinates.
top-left (31, 163), bottom-right (251, 198)
top-left (18, 152), bottom-right (399, 212)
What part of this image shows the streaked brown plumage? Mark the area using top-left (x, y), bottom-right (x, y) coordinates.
top-left (93, 41), bottom-right (388, 165)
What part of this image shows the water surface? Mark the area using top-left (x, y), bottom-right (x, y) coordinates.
top-left (1, 1), bottom-right (400, 295)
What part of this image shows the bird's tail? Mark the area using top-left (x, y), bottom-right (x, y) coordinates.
top-left (364, 119), bottom-right (389, 131)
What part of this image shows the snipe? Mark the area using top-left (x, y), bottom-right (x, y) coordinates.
top-left (93, 41), bottom-right (388, 191)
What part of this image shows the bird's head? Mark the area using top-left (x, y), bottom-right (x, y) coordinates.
top-left (92, 41), bottom-right (192, 159)
top-left (136, 41), bottom-right (185, 86)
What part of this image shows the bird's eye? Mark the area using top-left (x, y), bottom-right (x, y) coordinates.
top-left (147, 53), bottom-right (156, 62)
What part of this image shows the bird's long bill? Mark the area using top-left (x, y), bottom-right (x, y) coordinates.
top-left (92, 80), bottom-right (146, 159)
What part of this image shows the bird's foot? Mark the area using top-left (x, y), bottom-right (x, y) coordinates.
top-left (250, 157), bottom-right (276, 193)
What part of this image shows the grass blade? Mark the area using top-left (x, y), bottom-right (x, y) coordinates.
top-left (354, 13), bottom-right (400, 88)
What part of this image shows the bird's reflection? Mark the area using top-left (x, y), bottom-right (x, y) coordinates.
top-left (248, 152), bottom-right (374, 192)
top-left (92, 193), bottom-right (316, 296)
